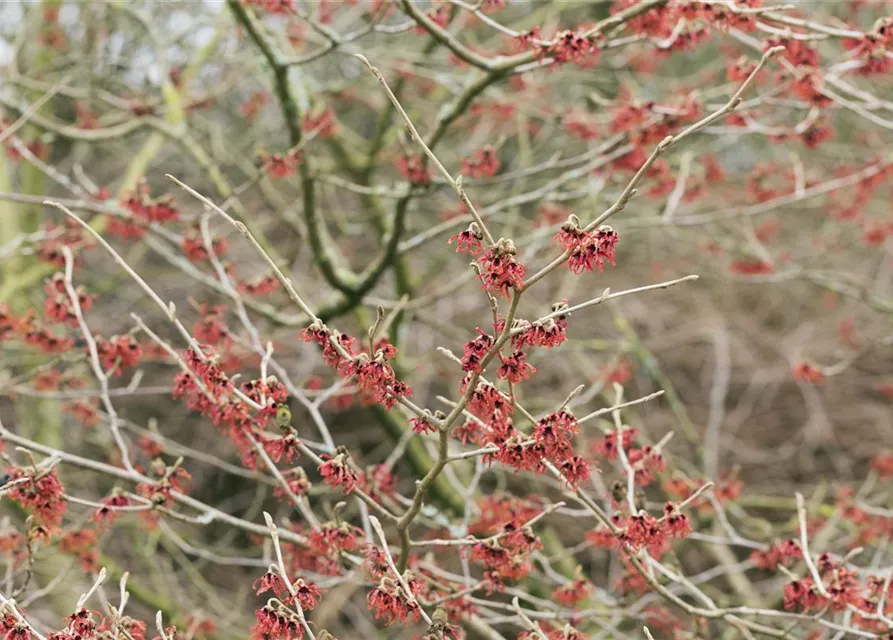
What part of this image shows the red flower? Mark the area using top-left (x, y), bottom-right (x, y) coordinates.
top-left (800, 120), bottom-right (834, 149)
top-left (5, 465), bottom-right (67, 526)
top-left (367, 578), bottom-right (421, 626)
top-left (64, 400), bottom-right (100, 428)
top-left (662, 503), bottom-right (692, 539)
top-left (471, 539), bottom-right (532, 580)
top-left (783, 578), bottom-right (827, 612)
top-left (729, 259), bottom-right (773, 275)
top-left (558, 455), bottom-right (591, 488)
top-left (750, 540), bottom-right (801, 571)
top-left (43, 273), bottom-right (93, 327)
top-left (627, 445), bottom-right (666, 486)
top-left (181, 226), bottom-right (228, 262)
top-left (93, 492), bottom-right (132, 525)
top-left (766, 36), bottom-right (819, 67)
top-left (461, 328), bottom-right (494, 373)
top-left (363, 544), bottom-right (390, 580)
top-left (792, 362), bottom-right (825, 385)
top-left (533, 410), bottom-right (578, 460)
top-left (844, 32), bottom-right (893, 75)
top-left (563, 112), bottom-right (599, 140)
top-left (244, 0), bottom-right (296, 16)
top-left (513, 307), bottom-right (569, 350)
top-left (478, 240), bottom-right (525, 297)
top-left (554, 219), bottom-right (589, 250)
top-left (253, 604), bottom-right (302, 640)
top-left (238, 274), bottom-right (280, 297)
top-left (264, 435), bottom-right (301, 464)
top-left (544, 29), bottom-right (601, 65)
top-left (309, 522), bottom-right (362, 557)
top-left (791, 72), bottom-right (831, 107)
top-left (620, 512), bottom-right (666, 554)
top-left (593, 428), bottom-right (637, 460)
top-left (603, 360), bottom-right (633, 385)
top-left (289, 578), bottom-right (324, 611)
top-left (551, 576), bottom-right (591, 606)
top-left (274, 469), bottom-right (311, 501)
top-left (121, 183), bottom-right (180, 224)
top-left (448, 223), bottom-right (484, 257)
top-left (64, 608), bottom-right (100, 637)
top-left (96, 334), bottom-right (143, 376)
top-left (492, 434), bottom-right (543, 475)
top-left (496, 350), bottom-right (536, 384)
top-left (359, 464), bottom-right (397, 501)
top-left (410, 415), bottom-right (437, 435)
top-left (260, 150), bottom-right (301, 178)
top-left (461, 146), bottom-right (500, 178)
top-left (318, 450), bottom-right (358, 494)
top-left (451, 421), bottom-right (481, 445)
top-left (516, 27), bottom-right (542, 51)
top-left (395, 154), bottom-right (431, 186)
top-left (303, 109), bottom-right (337, 138)
top-left (106, 217), bottom-right (145, 239)
top-left (566, 226), bottom-right (619, 274)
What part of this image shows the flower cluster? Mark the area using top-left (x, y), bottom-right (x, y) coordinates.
top-left (511, 304), bottom-right (570, 350)
top-left (551, 572), bottom-right (592, 607)
top-left (449, 224), bottom-right (484, 257)
top-left (750, 540), bottom-right (802, 571)
top-left (121, 182), bottom-right (180, 224)
top-left (173, 347), bottom-right (232, 409)
top-left (59, 529), bottom-right (99, 572)
top-left (95, 334), bottom-right (143, 376)
top-left (181, 226), bottom-right (229, 262)
top-left (519, 28), bottom-right (601, 66)
top-left (477, 239), bottom-right (525, 297)
top-left (470, 526), bottom-right (541, 583)
top-left (43, 273), bottom-right (93, 327)
top-left (555, 221), bottom-right (619, 275)
top-left (303, 108), bottom-right (337, 138)
top-left (93, 491), bottom-right (133, 525)
top-left (254, 570), bottom-right (323, 611)
top-left (409, 412), bottom-right (438, 435)
top-left (592, 427), bottom-right (637, 460)
top-left (4, 465), bottom-right (67, 527)
top-left (470, 495), bottom-right (545, 536)
top-left (478, 408), bottom-right (592, 488)
top-left (237, 273), bottom-right (280, 297)
top-left (608, 505), bottom-right (692, 557)
top-left (460, 146), bottom-right (500, 178)
top-left (367, 576), bottom-right (422, 626)
top-left (17, 313), bottom-right (75, 353)
top-left (783, 554), bottom-right (862, 613)
top-left (36, 221), bottom-right (89, 267)
top-left (496, 350), bottom-right (535, 384)
top-left (302, 321), bottom-right (412, 410)
top-left (318, 448), bottom-right (359, 495)
top-left (136, 458), bottom-right (192, 512)
top-left (309, 521), bottom-right (362, 558)
top-left (395, 154), bottom-right (431, 186)
top-left (253, 602), bottom-right (304, 640)
top-left (260, 150), bottom-right (302, 178)
top-left (193, 304), bottom-right (227, 344)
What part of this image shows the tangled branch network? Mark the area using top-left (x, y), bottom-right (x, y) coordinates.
top-left (1, 2), bottom-right (892, 640)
